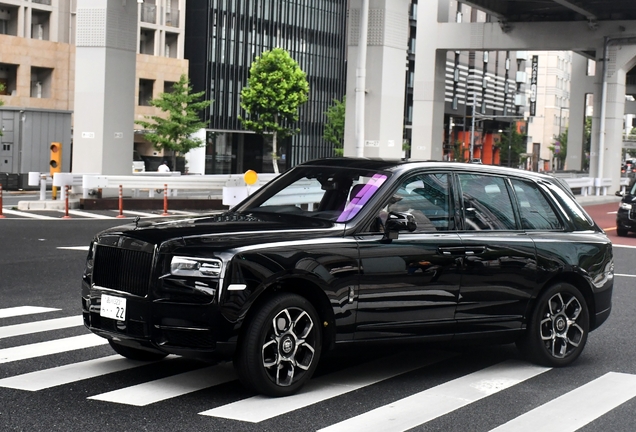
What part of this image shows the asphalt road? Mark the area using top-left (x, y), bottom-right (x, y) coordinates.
top-left (1, 205), bottom-right (636, 432)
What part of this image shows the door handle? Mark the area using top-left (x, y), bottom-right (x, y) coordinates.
top-left (464, 246), bottom-right (486, 255)
top-left (438, 246), bottom-right (465, 255)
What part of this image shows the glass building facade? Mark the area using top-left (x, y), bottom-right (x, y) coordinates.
top-left (185, 0), bottom-right (347, 174)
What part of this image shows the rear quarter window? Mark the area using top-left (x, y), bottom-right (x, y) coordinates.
top-left (545, 181), bottom-right (595, 231)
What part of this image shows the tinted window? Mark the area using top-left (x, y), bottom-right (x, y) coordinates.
top-left (458, 174), bottom-right (516, 230)
top-left (545, 181), bottom-right (595, 231)
top-left (379, 173), bottom-right (452, 232)
top-left (511, 179), bottom-right (563, 230)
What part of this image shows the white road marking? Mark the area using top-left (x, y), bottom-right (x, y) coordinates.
top-left (59, 209), bottom-right (114, 219)
top-left (0, 334), bottom-right (109, 364)
top-left (0, 306), bottom-right (60, 319)
top-left (57, 246), bottom-right (90, 251)
top-left (89, 363), bottom-right (236, 406)
top-left (615, 273), bottom-right (636, 277)
top-left (318, 360), bottom-right (550, 432)
top-left (112, 210), bottom-right (161, 218)
top-left (0, 208), bottom-right (57, 220)
top-left (490, 372), bottom-right (636, 432)
top-left (0, 315), bottom-right (83, 339)
top-left (202, 350), bottom-right (455, 422)
top-left (613, 244), bottom-right (636, 249)
top-left (0, 355), bottom-right (154, 391)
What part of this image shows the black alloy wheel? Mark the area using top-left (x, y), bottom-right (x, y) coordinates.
top-left (517, 283), bottom-right (589, 367)
top-left (108, 340), bottom-right (168, 361)
top-left (617, 226), bottom-right (629, 236)
top-left (235, 292), bottom-right (322, 397)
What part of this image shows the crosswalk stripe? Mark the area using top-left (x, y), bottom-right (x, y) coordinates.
top-left (318, 360), bottom-right (550, 432)
top-left (57, 246), bottom-right (90, 251)
top-left (0, 315), bottom-right (83, 339)
top-left (490, 372), bottom-right (636, 432)
top-left (201, 350), bottom-right (455, 422)
top-left (167, 210), bottom-right (200, 216)
top-left (0, 334), bottom-right (109, 364)
top-left (60, 209), bottom-right (114, 219)
top-left (88, 363), bottom-right (236, 406)
top-left (0, 306), bottom-right (60, 319)
top-left (0, 355), bottom-right (154, 391)
top-left (113, 210), bottom-right (161, 218)
top-left (0, 208), bottom-right (57, 220)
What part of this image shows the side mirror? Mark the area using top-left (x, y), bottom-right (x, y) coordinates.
top-left (384, 212), bottom-right (416, 239)
top-left (616, 191), bottom-right (624, 197)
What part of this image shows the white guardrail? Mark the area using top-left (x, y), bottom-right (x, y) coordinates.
top-left (29, 172), bottom-right (280, 206)
top-left (28, 172), bottom-right (631, 208)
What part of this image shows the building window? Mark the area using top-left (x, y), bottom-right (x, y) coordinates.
top-left (165, 32), bottom-right (178, 58)
top-left (163, 81), bottom-right (176, 93)
top-left (0, 63), bottom-right (17, 95)
top-left (139, 79), bottom-right (154, 106)
top-left (30, 67), bottom-right (53, 98)
top-left (31, 10), bottom-right (51, 40)
top-left (140, 30), bottom-right (155, 55)
top-left (140, 2), bottom-right (157, 24)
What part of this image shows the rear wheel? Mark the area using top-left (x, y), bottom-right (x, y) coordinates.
top-left (108, 340), bottom-right (167, 361)
top-left (517, 283), bottom-right (589, 367)
top-left (235, 292), bottom-right (322, 397)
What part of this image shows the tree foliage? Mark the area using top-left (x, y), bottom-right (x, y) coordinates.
top-left (135, 74), bottom-right (211, 170)
top-left (549, 128), bottom-right (568, 170)
top-left (499, 126), bottom-right (527, 168)
top-left (240, 48), bottom-right (309, 173)
top-left (323, 96), bottom-right (345, 157)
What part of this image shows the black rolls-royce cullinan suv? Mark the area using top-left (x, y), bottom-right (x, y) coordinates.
top-left (82, 158), bottom-right (613, 396)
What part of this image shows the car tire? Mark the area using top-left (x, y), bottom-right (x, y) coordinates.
top-left (517, 283), bottom-right (589, 367)
top-left (108, 340), bottom-right (167, 361)
top-left (235, 292), bottom-right (322, 397)
top-left (617, 227), bottom-right (629, 236)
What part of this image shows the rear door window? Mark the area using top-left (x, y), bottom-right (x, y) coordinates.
top-left (511, 179), bottom-right (563, 230)
top-left (457, 174), bottom-right (517, 230)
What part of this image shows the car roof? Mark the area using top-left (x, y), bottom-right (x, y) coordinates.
top-left (299, 157), bottom-right (557, 183)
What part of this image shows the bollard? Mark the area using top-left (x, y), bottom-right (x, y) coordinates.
top-left (161, 183), bottom-right (169, 216)
top-left (116, 185), bottom-right (126, 218)
top-left (62, 185), bottom-right (71, 219)
top-left (0, 184), bottom-right (5, 219)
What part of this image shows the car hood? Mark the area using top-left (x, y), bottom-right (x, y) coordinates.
top-left (96, 211), bottom-right (344, 251)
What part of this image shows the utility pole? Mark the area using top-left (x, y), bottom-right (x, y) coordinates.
top-left (355, 0), bottom-right (369, 158)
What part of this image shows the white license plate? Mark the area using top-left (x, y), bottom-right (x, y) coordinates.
top-left (100, 294), bottom-right (126, 321)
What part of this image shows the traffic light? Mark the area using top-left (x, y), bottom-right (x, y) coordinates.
top-left (50, 142), bottom-right (62, 175)
top-left (50, 142), bottom-right (62, 200)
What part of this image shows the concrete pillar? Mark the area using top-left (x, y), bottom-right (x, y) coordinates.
top-left (567, 53), bottom-right (595, 171)
top-left (344, 0), bottom-right (409, 159)
top-left (72, 0), bottom-right (138, 175)
top-left (590, 44), bottom-right (636, 194)
top-left (410, 0), bottom-right (449, 161)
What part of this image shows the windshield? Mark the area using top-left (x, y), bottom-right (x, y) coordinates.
top-left (235, 166), bottom-right (390, 222)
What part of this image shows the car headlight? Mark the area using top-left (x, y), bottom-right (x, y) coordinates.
top-left (620, 202), bottom-right (632, 210)
top-left (170, 256), bottom-right (222, 277)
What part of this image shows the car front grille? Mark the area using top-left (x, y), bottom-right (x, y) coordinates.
top-left (93, 244), bottom-right (153, 297)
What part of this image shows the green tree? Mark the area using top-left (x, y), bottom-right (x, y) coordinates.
top-left (549, 128), bottom-right (568, 170)
top-left (499, 126), bottom-right (527, 168)
top-left (240, 48), bottom-right (309, 173)
top-left (583, 117), bottom-right (592, 171)
top-left (323, 96), bottom-right (345, 156)
top-left (135, 74), bottom-right (211, 170)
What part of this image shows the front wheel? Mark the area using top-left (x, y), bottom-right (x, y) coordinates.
top-left (235, 292), bottom-right (322, 397)
top-left (517, 283), bottom-right (589, 367)
top-left (617, 227), bottom-right (629, 236)
top-left (108, 340), bottom-right (167, 361)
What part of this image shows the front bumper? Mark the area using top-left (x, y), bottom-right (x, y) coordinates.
top-left (81, 281), bottom-right (237, 361)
